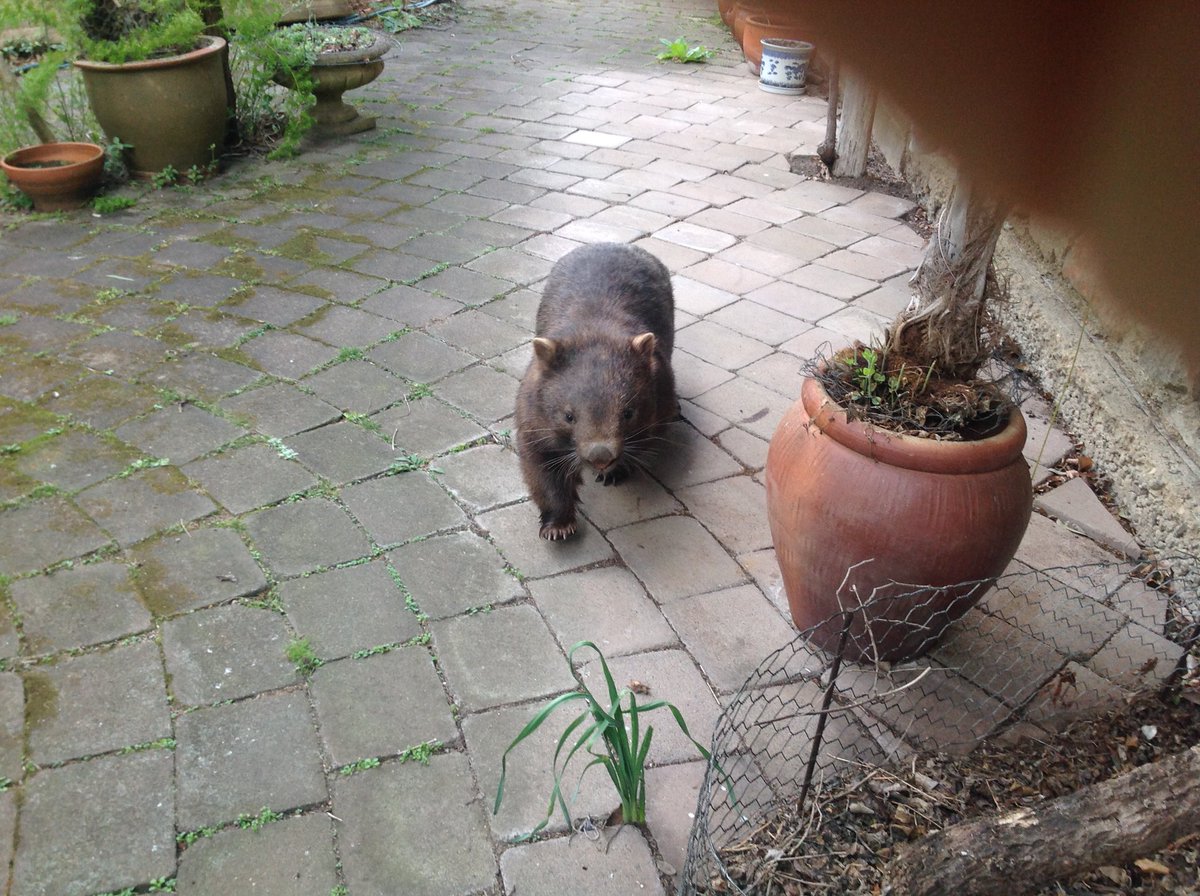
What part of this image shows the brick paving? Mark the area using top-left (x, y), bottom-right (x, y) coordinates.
top-left (0, 0), bottom-right (1188, 893)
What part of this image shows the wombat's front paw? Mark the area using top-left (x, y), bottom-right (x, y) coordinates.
top-left (595, 462), bottom-right (630, 487)
top-left (539, 519), bottom-right (577, 541)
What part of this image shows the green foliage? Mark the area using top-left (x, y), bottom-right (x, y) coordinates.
top-left (339, 757), bottom-right (381, 775)
top-left (286, 636), bottom-right (323, 677)
top-left (150, 164), bottom-right (179, 189)
top-left (396, 738), bottom-right (440, 765)
top-left (495, 640), bottom-right (718, 837)
top-left (91, 194), bottom-right (137, 213)
top-left (236, 806), bottom-right (283, 830)
top-left (656, 37), bottom-right (714, 63)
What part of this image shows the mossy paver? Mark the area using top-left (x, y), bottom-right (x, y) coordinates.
top-left (333, 753), bottom-right (498, 896)
top-left (478, 501), bottom-right (613, 580)
top-left (302, 358), bottom-right (407, 415)
top-left (342, 472), bottom-right (470, 546)
top-left (243, 497), bottom-right (372, 577)
top-left (310, 649), bottom-right (456, 767)
top-left (175, 813), bottom-right (339, 896)
top-left (183, 443), bottom-right (320, 515)
top-left (432, 603), bottom-right (572, 712)
top-left (163, 604), bottom-right (296, 705)
top-left (371, 395), bottom-right (490, 456)
top-left (175, 690), bottom-right (326, 831)
top-left (0, 496), bottom-right (111, 577)
top-left (11, 561), bottom-right (150, 654)
top-left (10, 428), bottom-right (140, 493)
top-left (219, 381), bottom-right (341, 437)
top-left (75, 464), bottom-right (218, 546)
top-left (285, 420), bottom-right (397, 483)
top-left (609, 515), bottom-right (746, 604)
top-left (500, 825), bottom-right (666, 896)
top-left (12, 750), bottom-right (175, 896)
top-left (238, 330), bottom-right (341, 379)
top-left (368, 329), bottom-right (476, 382)
top-left (0, 672), bottom-right (23, 781)
top-left (435, 443), bottom-right (529, 513)
top-left (388, 530), bottom-right (521, 620)
top-left (114, 402), bottom-right (246, 466)
top-left (280, 558), bottom-right (421, 657)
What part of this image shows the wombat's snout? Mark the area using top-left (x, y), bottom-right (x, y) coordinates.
top-left (580, 440), bottom-right (620, 471)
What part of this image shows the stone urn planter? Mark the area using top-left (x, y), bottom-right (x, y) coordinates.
top-left (0, 141), bottom-right (105, 211)
top-left (271, 27), bottom-right (391, 138)
top-left (764, 374), bottom-right (1033, 663)
top-left (276, 0), bottom-right (360, 24)
top-left (75, 36), bottom-right (228, 179)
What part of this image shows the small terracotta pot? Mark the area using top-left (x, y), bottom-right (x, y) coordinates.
top-left (1, 142), bottom-right (105, 211)
top-left (765, 374), bottom-right (1033, 663)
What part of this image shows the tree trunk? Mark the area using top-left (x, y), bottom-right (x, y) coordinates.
top-left (887, 746), bottom-right (1200, 896)
top-left (832, 70), bottom-right (875, 178)
top-left (816, 58), bottom-right (840, 169)
top-left (885, 179), bottom-right (1008, 381)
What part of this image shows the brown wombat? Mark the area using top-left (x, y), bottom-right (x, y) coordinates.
top-left (515, 243), bottom-right (676, 540)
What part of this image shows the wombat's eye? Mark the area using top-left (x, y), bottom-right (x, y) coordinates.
top-left (623, 407), bottom-right (635, 421)
top-left (564, 411), bottom-right (575, 424)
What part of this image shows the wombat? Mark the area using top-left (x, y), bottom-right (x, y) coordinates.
top-left (516, 242), bottom-right (677, 540)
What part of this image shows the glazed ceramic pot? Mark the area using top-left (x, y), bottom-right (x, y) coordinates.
top-left (741, 14), bottom-right (810, 74)
top-left (758, 38), bottom-right (814, 95)
top-left (764, 374), bottom-right (1032, 663)
top-left (0, 142), bottom-right (104, 211)
top-left (76, 36), bottom-right (227, 179)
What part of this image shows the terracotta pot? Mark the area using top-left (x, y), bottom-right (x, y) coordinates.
top-left (0, 142), bottom-right (104, 212)
top-left (765, 375), bottom-right (1033, 663)
top-left (741, 13), bottom-right (811, 74)
top-left (730, 0), bottom-right (771, 44)
top-left (75, 36), bottom-right (227, 179)
top-left (273, 34), bottom-right (390, 137)
top-left (717, 0), bottom-right (738, 28)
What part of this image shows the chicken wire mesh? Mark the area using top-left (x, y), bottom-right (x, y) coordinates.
top-left (679, 556), bottom-right (1198, 895)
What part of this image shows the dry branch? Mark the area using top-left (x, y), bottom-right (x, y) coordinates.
top-left (886, 745), bottom-right (1200, 896)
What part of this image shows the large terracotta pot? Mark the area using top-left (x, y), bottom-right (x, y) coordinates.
top-left (765, 375), bottom-right (1033, 663)
top-left (75, 36), bottom-right (227, 179)
top-left (1, 142), bottom-right (104, 212)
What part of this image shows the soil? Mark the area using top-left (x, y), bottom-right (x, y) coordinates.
top-left (701, 688), bottom-right (1200, 895)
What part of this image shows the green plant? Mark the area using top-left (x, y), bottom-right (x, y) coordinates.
top-left (397, 738), bottom-right (440, 765)
top-left (91, 194), bottom-right (136, 213)
top-left (495, 640), bottom-right (718, 836)
top-left (150, 164), bottom-right (178, 189)
top-left (286, 636), bottom-right (323, 677)
top-left (339, 757), bottom-right (380, 775)
top-left (237, 806), bottom-right (282, 830)
top-left (656, 37), bottom-right (714, 63)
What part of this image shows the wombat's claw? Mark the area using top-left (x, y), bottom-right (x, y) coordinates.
top-left (595, 466), bottom-right (629, 487)
top-left (539, 520), bottom-right (577, 540)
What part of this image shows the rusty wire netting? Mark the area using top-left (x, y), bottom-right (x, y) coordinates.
top-left (679, 557), bottom-right (1199, 895)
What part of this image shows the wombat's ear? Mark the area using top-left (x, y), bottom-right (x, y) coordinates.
top-left (631, 332), bottom-right (657, 358)
top-left (532, 337), bottom-right (559, 366)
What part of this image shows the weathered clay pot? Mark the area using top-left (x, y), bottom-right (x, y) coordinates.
top-left (764, 375), bottom-right (1033, 663)
top-left (75, 36), bottom-right (227, 179)
top-left (0, 142), bottom-right (104, 211)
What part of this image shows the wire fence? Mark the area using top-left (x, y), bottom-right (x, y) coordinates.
top-left (679, 556), bottom-right (1198, 895)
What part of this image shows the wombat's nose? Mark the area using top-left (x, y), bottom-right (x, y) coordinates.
top-left (582, 442), bottom-right (618, 468)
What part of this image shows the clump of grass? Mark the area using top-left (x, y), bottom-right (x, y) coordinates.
top-left (495, 640), bottom-right (719, 837)
top-left (285, 636), bottom-right (323, 677)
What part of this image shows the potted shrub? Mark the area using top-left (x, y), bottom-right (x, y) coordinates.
top-left (65, 0), bottom-right (229, 179)
top-left (263, 22), bottom-right (389, 144)
top-left (764, 185), bottom-right (1033, 664)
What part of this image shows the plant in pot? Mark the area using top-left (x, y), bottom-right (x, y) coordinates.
top-left (62, 0), bottom-right (232, 180)
top-left (0, 29), bottom-right (107, 210)
top-left (255, 21), bottom-right (390, 151)
top-left (765, 184), bottom-right (1033, 664)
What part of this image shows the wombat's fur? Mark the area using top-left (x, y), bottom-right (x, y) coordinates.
top-left (516, 243), bottom-right (676, 540)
